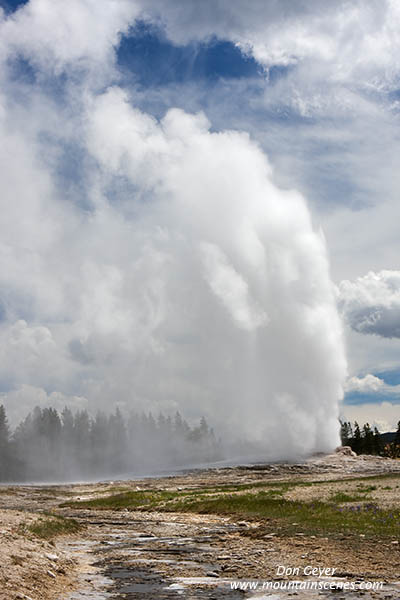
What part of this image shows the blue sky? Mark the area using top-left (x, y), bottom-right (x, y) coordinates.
top-left (118, 22), bottom-right (262, 87)
top-left (0, 1), bottom-right (399, 440)
top-left (0, 0), bottom-right (27, 14)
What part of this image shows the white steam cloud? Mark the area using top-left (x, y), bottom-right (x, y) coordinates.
top-left (0, 1), bottom-right (347, 459)
top-left (199, 242), bottom-right (268, 332)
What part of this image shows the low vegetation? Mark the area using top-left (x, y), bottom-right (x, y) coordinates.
top-left (328, 491), bottom-right (371, 503)
top-left (22, 514), bottom-right (82, 540)
top-left (170, 493), bottom-right (400, 538)
top-left (62, 490), bottom-right (178, 510)
top-left (63, 474), bottom-right (400, 540)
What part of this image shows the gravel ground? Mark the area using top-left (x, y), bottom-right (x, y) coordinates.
top-left (1, 450), bottom-right (400, 599)
top-left (0, 509), bottom-right (78, 600)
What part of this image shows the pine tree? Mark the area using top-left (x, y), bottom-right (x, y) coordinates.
top-left (362, 423), bottom-right (374, 454)
top-left (347, 422), bottom-right (353, 439)
top-left (109, 408), bottom-right (127, 472)
top-left (373, 427), bottom-right (383, 455)
top-left (340, 420), bottom-right (351, 445)
top-left (395, 420), bottom-right (400, 445)
top-left (61, 406), bottom-right (74, 438)
top-left (91, 411), bottom-right (109, 473)
top-left (74, 410), bottom-right (91, 476)
top-left (199, 416), bottom-right (209, 437)
top-left (174, 411), bottom-right (184, 435)
top-left (352, 422), bottom-right (362, 454)
top-left (0, 405), bottom-right (10, 480)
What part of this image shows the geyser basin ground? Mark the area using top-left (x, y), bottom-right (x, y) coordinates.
top-left (1, 451), bottom-right (400, 599)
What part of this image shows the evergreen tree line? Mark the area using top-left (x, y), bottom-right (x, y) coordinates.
top-left (0, 404), bottom-right (221, 482)
top-left (340, 420), bottom-right (400, 457)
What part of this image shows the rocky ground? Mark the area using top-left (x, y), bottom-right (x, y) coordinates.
top-left (0, 508), bottom-right (79, 600)
top-left (1, 450), bottom-right (400, 599)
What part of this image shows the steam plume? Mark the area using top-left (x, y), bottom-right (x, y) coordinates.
top-left (0, 1), bottom-right (347, 462)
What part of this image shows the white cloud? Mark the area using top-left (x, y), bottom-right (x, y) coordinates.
top-left (339, 270), bottom-right (400, 338)
top-left (343, 373), bottom-right (400, 433)
top-left (344, 373), bottom-right (400, 396)
top-left (142, 1), bottom-right (400, 93)
top-left (0, 385), bottom-right (89, 427)
top-left (344, 374), bottom-right (386, 394)
top-left (0, 0), bottom-right (139, 78)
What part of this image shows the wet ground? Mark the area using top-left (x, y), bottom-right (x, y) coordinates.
top-left (62, 512), bottom-right (245, 599)
top-left (60, 508), bottom-right (400, 600)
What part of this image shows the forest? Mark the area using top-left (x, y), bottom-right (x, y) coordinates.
top-left (0, 404), bottom-right (220, 482)
top-left (340, 420), bottom-right (400, 458)
top-left (1, 406), bottom-right (399, 483)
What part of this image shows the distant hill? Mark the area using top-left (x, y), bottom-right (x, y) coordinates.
top-left (380, 431), bottom-right (397, 444)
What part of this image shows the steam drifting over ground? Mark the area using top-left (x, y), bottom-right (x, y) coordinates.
top-left (0, 0), bottom-right (347, 465)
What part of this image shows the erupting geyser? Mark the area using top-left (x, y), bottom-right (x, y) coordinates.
top-left (0, 3), bottom-right (347, 463)
top-left (84, 90), bottom-right (347, 458)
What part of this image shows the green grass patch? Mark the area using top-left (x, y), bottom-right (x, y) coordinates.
top-left (92, 473), bottom-right (400, 502)
top-left (24, 514), bottom-right (82, 539)
top-left (329, 492), bottom-right (371, 503)
top-left (355, 484), bottom-right (377, 492)
top-left (61, 482), bottom-right (290, 511)
top-left (334, 473), bottom-right (400, 484)
top-left (168, 492), bottom-right (400, 539)
top-left (32, 488), bottom-right (70, 496)
top-left (61, 490), bottom-right (179, 510)
top-left (61, 472), bottom-right (400, 540)
top-left (101, 486), bottom-right (131, 494)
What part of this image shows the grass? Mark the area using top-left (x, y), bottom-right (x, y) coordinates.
top-left (355, 484), bottom-right (377, 492)
top-left (31, 487), bottom-right (71, 496)
top-left (24, 514), bottom-right (82, 539)
top-left (62, 473), bottom-right (400, 540)
top-left (329, 492), bottom-right (372, 503)
top-left (60, 483), bottom-right (290, 511)
top-left (62, 473), bottom-right (400, 509)
top-left (61, 490), bottom-right (178, 510)
top-left (168, 492), bottom-right (400, 539)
